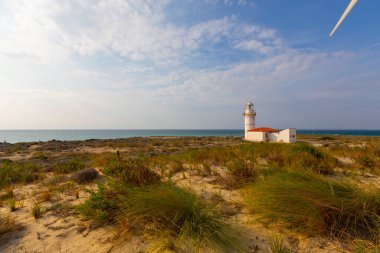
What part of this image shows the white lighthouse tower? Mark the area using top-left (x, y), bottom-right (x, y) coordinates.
top-left (243, 101), bottom-right (256, 139)
top-left (242, 101), bottom-right (297, 143)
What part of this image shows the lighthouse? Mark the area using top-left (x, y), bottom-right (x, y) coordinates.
top-left (242, 101), bottom-right (297, 143)
top-left (243, 101), bottom-right (256, 139)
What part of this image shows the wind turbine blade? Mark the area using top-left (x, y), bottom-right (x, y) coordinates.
top-left (330, 0), bottom-right (359, 37)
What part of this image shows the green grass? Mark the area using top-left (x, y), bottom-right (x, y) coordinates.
top-left (119, 183), bottom-right (246, 252)
top-left (54, 158), bottom-right (86, 173)
top-left (226, 158), bottom-right (258, 187)
top-left (0, 161), bottom-right (44, 189)
top-left (76, 184), bottom-right (118, 224)
top-left (78, 182), bottom-right (247, 252)
top-left (244, 170), bottom-right (380, 241)
top-left (6, 198), bottom-right (17, 212)
top-left (103, 158), bottom-right (160, 186)
top-left (270, 234), bottom-right (293, 253)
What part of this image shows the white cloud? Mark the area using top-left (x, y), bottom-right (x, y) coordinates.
top-left (0, 0), bottom-right (378, 129)
top-left (0, 0), bottom-right (276, 63)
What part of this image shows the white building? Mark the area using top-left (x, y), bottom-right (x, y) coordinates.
top-left (243, 101), bottom-right (296, 143)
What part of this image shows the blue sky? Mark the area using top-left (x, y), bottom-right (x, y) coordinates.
top-left (0, 0), bottom-right (379, 130)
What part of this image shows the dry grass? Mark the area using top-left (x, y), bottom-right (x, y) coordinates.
top-left (244, 170), bottom-right (380, 241)
top-left (0, 214), bottom-right (17, 238)
top-left (78, 182), bottom-right (247, 252)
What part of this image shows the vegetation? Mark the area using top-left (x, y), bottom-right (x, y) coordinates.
top-left (0, 161), bottom-right (44, 189)
top-left (244, 170), bottom-right (380, 241)
top-left (226, 158), bottom-right (258, 187)
top-left (0, 214), bottom-right (17, 237)
top-left (270, 234), bottom-right (293, 253)
top-left (71, 168), bottom-right (99, 184)
top-left (6, 198), bottom-right (17, 212)
top-left (103, 158), bottom-right (160, 186)
top-left (78, 182), bottom-right (247, 252)
top-left (2, 136), bottom-right (380, 251)
top-left (54, 158), bottom-right (86, 173)
top-left (351, 240), bottom-right (380, 253)
top-left (76, 184), bottom-right (118, 224)
top-left (32, 204), bottom-right (42, 219)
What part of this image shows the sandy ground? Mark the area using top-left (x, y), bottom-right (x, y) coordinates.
top-left (0, 164), bottom-right (350, 253)
top-left (1, 135), bottom-right (378, 252)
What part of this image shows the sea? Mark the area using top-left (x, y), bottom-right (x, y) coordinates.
top-left (0, 129), bottom-right (379, 144)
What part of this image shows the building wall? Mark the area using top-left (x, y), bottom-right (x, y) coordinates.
top-left (245, 131), bottom-right (265, 142)
top-left (244, 115), bottom-right (255, 139)
top-left (245, 128), bottom-right (297, 143)
top-left (271, 128), bottom-right (297, 143)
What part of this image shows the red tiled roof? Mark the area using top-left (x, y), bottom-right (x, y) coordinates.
top-left (248, 127), bottom-right (280, 132)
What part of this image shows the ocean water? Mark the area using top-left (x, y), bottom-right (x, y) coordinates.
top-left (0, 129), bottom-right (379, 143)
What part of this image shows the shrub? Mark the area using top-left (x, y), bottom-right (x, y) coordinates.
top-left (227, 159), bottom-right (258, 186)
top-left (72, 168), bottom-right (99, 184)
top-left (76, 184), bottom-right (118, 225)
top-left (357, 156), bottom-right (376, 172)
top-left (288, 143), bottom-right (336, 174)
top-left (244, 170), bottom-right (380, 241)
top-left (318, 136), bottom-right (335, 141)
top-left (54, 158), bottom-right (86, 173)
top-left (0, 162), bottom-right (44, 189)
top-left (104, 158), bottom-right (160, 187)
top-left (118, 183), bottom-right (247, 252)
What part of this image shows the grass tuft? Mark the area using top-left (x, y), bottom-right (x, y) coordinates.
top-left (76, 184), bottom-right (118, 225)
top-left (0, 214), bottom-right (17, 237)
top-left (244, 170), bottom-right (380, 241)
top-left (227, 159), bottom-right (258, 187)
top-left (270, 234), bottom-right (293, 253)
top-left (0, 162), bottom-right (44, 189)
top-left (6, 198), bottom-right (17, 212)
top-left (118, 183), bottom-right (246, 252)
top-left (104, 158), bottom-right (160, 186)
top-left (32, 204), bottom-right (42, 219)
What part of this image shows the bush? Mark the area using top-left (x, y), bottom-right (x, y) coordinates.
top-left (0, 162), bottom-right (44, 189)
top-left (318, 136), bottom-right (335, 141)
top-left (54, 158), bottom-right (86, 173)
top-left (104, 158), bottom-right (160, 187)
top-left (358, 156), bottom-right (376, 172)
top-left (118, 183), bottom-right (246, 252)
top-left (288, 143), bottom-right (336, 174)
top-left (72, 168), bottom-right (99, 184)
top-left (76, 184), bottom-right (118, 225)
top-left (227, 159), bottom-right (258, 186)
top-left (244, 170), bottom-right (380, 241)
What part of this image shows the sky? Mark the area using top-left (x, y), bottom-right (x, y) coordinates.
top-left (0, 0), bottom-right (379, 130)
